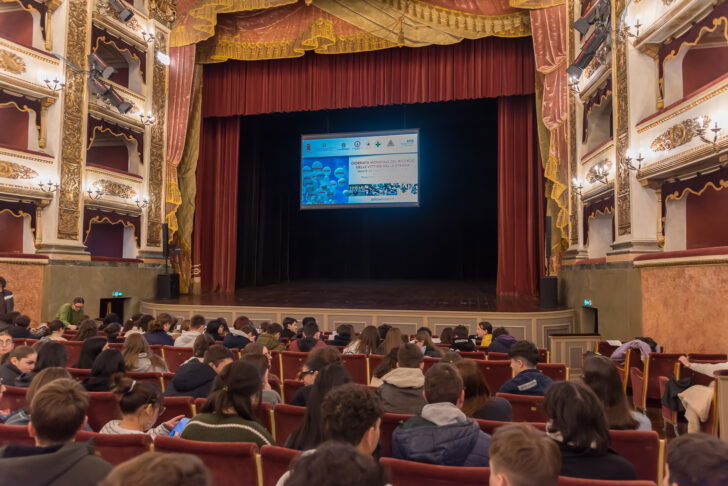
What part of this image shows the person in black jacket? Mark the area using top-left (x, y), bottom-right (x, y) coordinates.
top-left (487, 327), bottom-right (517, 354)
top-left (82, 349), bottom-right (125, 392)
top-left (165, 345), bottom-right (234, 398)
top-left (0, 346), bottom-right (36, 385)
top-left (330, 324), bottom-right (353, 347)
top-left (449, 325), bottom-right (476, 352)
top-left (223, 317), bottom-right (256, 349)
top-left (6, 314), bottom-right (32, 339)
top-left (280, 317), bottom-right (298, 340)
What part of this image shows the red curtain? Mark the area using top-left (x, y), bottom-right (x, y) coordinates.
top-left (497, 95), bottom-right (543, 296)
top-left (202, 37), bottom-right (535, 117)
top-left (193, 116), bottom-right (240, 293)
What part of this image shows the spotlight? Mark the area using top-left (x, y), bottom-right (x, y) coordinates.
top-left (89, 76), bottom-right (132, 114)
top-left (574, 0), bottom-right (609, 35)
top-left (88, 53), bottom-right (116, 80)
top-left (108, 0), bottom-right (134, 22)
top-left (566, 26), bottom-right (609, 79)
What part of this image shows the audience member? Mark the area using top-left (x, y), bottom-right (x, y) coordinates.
top-left (417, 326), bottom-right (433, 336)
top-left (441, 351), bottom-right (464, 364)
top-left (439, 327), bottom-right (454, 345)
top-left (4, 367), bottom-right (71, 426)
top-left (143, 315), bottom-right (175, 346)
top-left (289, 349), bottom-right (341, 406)
top-left (181, 360), bottom-right (274, 446)
top-left (0, 311), bottom-right (19, 331)
top-left (286, 363), bottom-right (353, 450)
top-left (499, 340), bottom-right (552, 396)
top-left (224, 316), bottom-right (256, 349)
top-left (284, 441), bottom-right (389, 486)
top-left (184, 333), bottom-right (215, 365)
top-left (664, 433), bottom-right (728, 486)
top-left (374, 327), bottom-right (405, 355)
top-left (241, 353), bottom-right (281, 405)
top-left (121, 333), bottom-right (168, 373)
top-left (392, 363), bottom-right (491, 466)
top-left (45, 320), bottom-right (67, 341)
top-left (165, 344), bottom-right (234, 399)
top-left (99, 313), bottom-right (120, 331)
top-left (544, 381), bottom-right (636, 480)
top-left (125, 314), bottom-right (155, 336)
top-left (21, 341), bottom-right (68, 386)
top-left (377, 323), bottom-right (392, 341)
top-left (174, 314), bottom-right (205, 347)
top-left (73, 336), bottom-right (107, 369)
top-left (289, 321), bottom-right (326, 352)
top-left (203, 319), bottom-right (224, 342)
top-left (0, 345), bottom-right (36, 385)
top-left (82, 349), bottom-right (126, 392)
top-left (0, 330), bottom-right (13, 363)
top-left (255, 322), bottom-right (285, 351)
top-left (0, 276), bottom-right (13, 314)
top-left (259, 321), bottom-right (270, 334)
top-left (477, 321), bottom-right (493, 347)
top-left (6, 314), bottom-right (32, 339)
top-left (121, 313), bottom-right (143, 335)
top-left (414, 329), bottom-right (444, 357)
top-left (487, 327), bottom-right (516, 354)
top-left (369, 347), bottom-right (399, 387)
top-left (74, 319), bottom-right (98, 341)
top-left (103, 323), bottom-right (123, 343)
top-left (488, 424), bottom-right (561, 486)
top-left (378, 343), bottom-right (427, 414)
top-left (343, 325), bottom-right (379, 355)
top-left (100, 451), bottom-right (210, 486)
top-left (678, 355), bottom-right (728, 376)
top-left (0, 379), bottom-right (112, 485)
top-left (582, 354), bottom-right (651, 430)
top-left (330, 324), bottom-right (353, 347)
top-left (280, 317), bottom-right (299, 340)
top-left (101, 374), bottom-right (183, 438)
top-left (450, 325), bottom-right (476, 352)
top-left (54, 297), bottom-right (85, 329)
top-left (454, 359), bottom-right (512, 422)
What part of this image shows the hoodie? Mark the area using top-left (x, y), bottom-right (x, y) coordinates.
top-left (256, 333), bottom-right (285, 351)
top-left (378, 367), bottom-right (427, 415)
top-left (487, 334), bottom-right (517, 354)
top-left (0, 441), bottom-right (112, 486)
top-left (499, 368), bottom-right (553, 396)
top-left (223, 329), bottom-right (252, 349)
top-left (392, 402), bottom-right (491, 467)
top-left (174, 330), bottom-right (202, 347)
top-left (164, 360), bottom-right (217, 398)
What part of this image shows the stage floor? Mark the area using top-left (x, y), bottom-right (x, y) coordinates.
top-left (149, 279), bottom-right (565, 313)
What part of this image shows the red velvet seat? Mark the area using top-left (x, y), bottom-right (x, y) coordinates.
top-left (126, 371), bottom-right (164, 391)
top-left (60, 341), bottom-right (85, 367)
top-left (687, 353), bottom-right (727, 361)
top-left (0, 424), bottom-right (34, 446)
top-left (0, 385), bottom-right (27, 411)
top-left (194, 397), bottom-right (206, 413)
top-left (254, 402), bottom-right (274, 436)
top-left (11, 338), bottom-right (27, 347)
top-left (282, 379), bottom-right (306, 404)
top-left (279, 351), bottom-right (308, 381)
top-left (595, 341), bottom-right (620, 357)
top-left (341, 353), bottom-right (368, 384)
top-left (260, 445), bottom-right (300, 486)
top-left (154, 436), bottom-right (261, 486)
top-left (537, 363), bottom-right (569, 381)
top-left (608, 429), bottom-right (662, 483)
top-left (486, 352), bottom-right (508, 360)
top-left (162, 345), bottom-right (193, 372)
top-left (270, 350), bottom-right (282, 378)
top-left (273, 404), bottom-right (306, 446)
top-left (162, 372), bottom-right (174, 391)
top-left (538, 348), bottom-right (550, 363)
top-left (422, 356), bottom-right (439, 373)
top-left (158, 396), bottom-right (195, 425)
top-left (558, 478), bottom-right (657, 486)
top-left (87, 391), bottom-right (120, 431)
top-left (475, 360), bottom-right (513, 392)
top-left (75, 431), bottom-right (152, 465)
top-left (368, 354), bottom-right (383, 379)
top-left (66, 367), bottom-right (92, 380)
top-left (495, 393), bottom-right (547, 422)
top-left (632, 353), bottom-right (682, 410)
top-left (459, 351), bottom-right (486, 360)
top-left (379, 412), bottom-right (413, 457)
top-left (658, 376), bottom-right (678, 436)
top-left (380, 457), bottom-right (490, 486)
top-left (473, 418), bottom-right (544, 436)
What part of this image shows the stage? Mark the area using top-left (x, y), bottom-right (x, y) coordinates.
top-left (142, 280), bottom-right (574, 348)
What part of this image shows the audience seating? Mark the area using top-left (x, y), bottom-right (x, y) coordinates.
top-left (609, 429), bottom-right (663, 483)
top-left (537, 363), bottom-right (569, 381)
top-left (475, 360), bottom-right (513, 392)
top-left (380, 457), bottom-right (490, 486)
top-left (631, 353), bottom-right (681, 411)
top-left (11, 338), bottom-right (27, 347)
top-left (66, 367), bottom-right (92, 380)
top-left (158, 396), bottom-right (195, 425)
top-left (618, 348), bottom-right (641, 392)
top-left (658, 375), bottom-right (678, 436)
top-left (474, 418), bottom-right (512, 436)
top-left (162, 372), bottom-right (174, 391)
top-left (270, 350), bottom-right (283, 378)
top-left (87, 392), bottom-right (121, 431)
top-left (194, 397), bottom-right (206, 413)
top-left (486, 352), bottom-right (508, 360)
top-left (538, 348), bottom-right (550, 363)
top-left (75, 431), bottom-right (152, 465)
top-left (558, 479), bottom-right (656, 486)
top-left (272, 404), bottom-right (305, 446)
top-left (282, 379), bottom-right (305, 404)
top-left (379, 412), bottom-right (413, 457)
top-left (459, 351), bottom-right (486, 360)
top-left (678, 361), bottom-right (720, 435)
top-left (0, 385), bottom-right (27, 411)
top-left (495, 393), bottom-right (547, 422)
top-left (422, 356), bottom-right (439, 373)
top-left (61, 340), bottom-right (85, 366)
top-left (0, 424), bottom-right (34, 446)
top-left (279, 351), bottom-right (308, 381)
top-left (154, 436), bottom-right (261, 486)
top-left (254, 402), bottom-right (274, 437)
top-left (260, 445), bottom-right (300, 486)
top-left (126, 371), bottom-right (165, 391)
top-left (341, 353), bottom-right (368, 384)
top-left (595, 341), bottom-right (620, 357)
top-left (162, 346), bottom-right (193, 372)
top-left (368, 354), bottom-right (383, 377)
top-left (687, 353), bottom-right (727, 361)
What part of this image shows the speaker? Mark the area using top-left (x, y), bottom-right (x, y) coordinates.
top-left (157, 273), bottom-right (180, 299)
top-left (162, 223), bottom-right (169, 258)
top-left (539, 276), bottom-right (558, 308)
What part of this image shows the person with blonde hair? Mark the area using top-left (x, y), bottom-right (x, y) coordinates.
top-left (343, 325), bottom-right (380, 355)
top-left (374, 327), bottom-right (405, 355)
top-left (121, 333), bottom-right (168, 373)
top-left (489, 424), bottom-right (561, 486)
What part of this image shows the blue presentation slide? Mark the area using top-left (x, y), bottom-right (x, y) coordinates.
top-left (300, 129), bottom-right (419, 209)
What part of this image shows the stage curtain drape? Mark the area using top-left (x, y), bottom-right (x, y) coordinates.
top-left (202, 36), bottom-right (535, 117)
top-left (497, 95), bottom-right (542, 296)
top-left (193, 116), bottom-right (240, 293)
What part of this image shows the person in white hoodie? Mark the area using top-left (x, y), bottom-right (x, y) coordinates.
top-left (377, 343), bottom-right (426, 415)
top-left (174, 314), bottom-right (206, 347)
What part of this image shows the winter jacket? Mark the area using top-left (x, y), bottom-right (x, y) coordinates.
top-left (392, 402), bottom-right (491, 467)
top-left (181, 412), bottom-right (274, 447)
top-left (499, 368), bottom-right (553, 396)
top-left (0, 362), bottom-right (22, 385)
top-left (129, 352), bottom-right (168, 373)
top-left (0, 289), bottom-right (13, 314)
top-left (223, 329), bottom-right (252, 349)
top-left (6, 326), bottom-right (31, 339)
top-left (470, 396), bottom-right (513, 422)
top-left (290, 385), bottom-right (312, 407)
top-left (662, 376), bottom-right (693, 413)
top-left (0, 441), bottom-right (112, 486)
top-left (609, 339), bottom-right (654, 364)
top-left (487, 334), bottom-right (517, 354)
top-left (164, 360), bottom-right (217, 398)
top-left (174, 330), bottom-right (202, 347)
top-left (480, 334), bottom-right (493, 347)
top-left (143, 330), bottom-right (174, 346)
top-left (330, 335), bottom-right (351, 347)
top-left (378, 367), bottom-right (427, 415)
top-left (289, 337), bottom-right (326, 353)
top-left (450, 339), bottom-right (476, 352)
top-left (554, 440), bottom-right (637, 481)
top-left (256, 333), bottom-right (285, 351)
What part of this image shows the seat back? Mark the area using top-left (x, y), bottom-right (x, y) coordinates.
top-left (270, 350), bottom-right (282, 377)
top-left (280, 351), bottom-right (308, 381)
top-left (486, 352), bottom-right (508, 360)
top-left (658, 375), bottom-right (677, 429)
top-left (379, 412), bottom-right (413, 457)
top-left (282, 379), bottom-right (306, 404)
top-left (158, 396), bottom-right (194, 425)
top-left (0, 424), bottom-right (34, 446)
top-left (66, 367), bottom-right (92, 380)
top-left (688, 353), bottom-right (727, 361)
top-left (341, 353), bottom-right (368, 384)
top-left (162, 346), bottom-right (193, 372)
top-left (476, 360), bottom-right (513, 393)
top-left (495, 393), bottom-right (547, 422)
top-left (644, 354), bottom-right (681, 400)
top-left (87, 391), bottom-right (121, 431)
top-left (422, 356), bottom-right (439, 373)
top-left (260, 445), bottom-right (300, 486)
top-left (254, 402), bottom-right (274, 437)
top-left (596, 341), bottom-right (620, 357)
top-left (154, 436), bottom-right (260, 486)
top-left (536, 363), bottom-right (568, 381)
top-left (380, 457), bottom-right (490, 486)
top-left (558, 478), bottom-right (657, 486)
top-left (609, 429), bottom-right (662, 483)
top-left (459, 351), bottom-right (486, 360)
top-left (368, 354), bottom-right (383, 380)
top-left (61, 340), bottom-right (85, 367)
top-left (630, 367), bottom-right (646, 411)
top-left (0, 385), bottom-right (27, 411)
top-left (273, 404), bottom-right (306, 446)
top-left (538, 348), bottom-right (550, 363)
top-left (75, 431), bottom-right (152, 465)
top-left (474, 418), bottom-right (511, 436)
top-left (126, 371), bottom-right (164, 391)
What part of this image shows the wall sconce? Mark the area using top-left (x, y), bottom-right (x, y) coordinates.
top-left (621, 149), bottom-right (644, 173)
top-left (139, 111), bottom-right (155, 125)
top-left (568, 75), bottom-right (581, 94)
top-left (39, 72), bottom-right (65, 91)
top-left (86, 184), bottom-right (104, 200)
top-left (593, 163), bottom-right (610, 185)
top-left (37, 176), bottom-right (59, 193)
top-left (620, 19), bottom-right (641, 40)
top-left (156, 51), bottom-right (170, 66)
top-left (141, 26), bottom-right (156, 43)
top-left (696, 116), bottom-right (722, 146)
top-left (572, 177), bottom-right (585, 197)
top-left (132, 195), bottom-right (149, 209)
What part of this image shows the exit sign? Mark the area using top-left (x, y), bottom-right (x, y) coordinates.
top-left (112, 291), bottom-right (124, 297)
top-left (583, 299), bottom-right (592, 306)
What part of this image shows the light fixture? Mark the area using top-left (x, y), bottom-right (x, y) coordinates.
top-left (572, 177), bottom-right (585, 197)
top-left (141, 26), bottom-right (156, 43)
top-left (621, 149), bottom-right (644, 173)
top-left (88, 53), bottom-right (117, 79)
top-left (156, 51), bottom-right (170, 66)
top-left (573, 0), bottom-right (609, 35)
top-left (696, 116), bottom-right (722, 147)
top-left (620, 19), bottom-right (641, 39)
top-left (86, 184), bottom-right (104, 200)
top-left (139, 111), bottom-right (155, 125)
top-left (132, 195), bottom-right (149, 209)
top-left (568, 75), bottom-right (581, 94)
top-left (107, 0), bottom-right (134, 22)
top-left (40, 72), bottom-right (65, 91)
top-left (37, 176), bottom-right (59, 193)
top-left (592, 163), bottom-right (610, 185)
top-left (566, 26), bottom-right (609, 79)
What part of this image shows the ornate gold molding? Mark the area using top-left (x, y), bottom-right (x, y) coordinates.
top-left (146, 32), bottom-right (167, 247)
top-left (0, 160), bottom-right (38, 179)
top-left (94, 0), bottom-right (142, 32)
top-left (650, 116), bottom-right (709, 152)
top-left (613, 0), bottom-right (630, 236)
top-left (148, 0), bottom-right (176, 27)
top-left (568, 0), bottom-right (578, 246)
top-left (94, 178), bottom-right (137, 199)
top-left (0, 50), bottom-right (25, 74)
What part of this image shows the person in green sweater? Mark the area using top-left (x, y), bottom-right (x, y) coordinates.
top-left (181, 359), bottom-right (274, 447)
top-left (55, 297), bottom-right (85, 329)
top-left (255, 322), bottom-right (285, 351)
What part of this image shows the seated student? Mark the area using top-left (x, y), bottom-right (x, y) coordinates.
top-left (181, 360), bottom-right (274, 447)
top-left (0, 329), bottom-right (14, 363)
top-left (439, 327), bottom-right (454, 346)
top-left (101, 374), bottom-right (184, 438)
top-left (664, 433), bottom-right (728, 486)
top-left (82, 349), bottom-right (126, 392)
top-left (489, 423), bottom-right (561, 486)
top-left (6, 314), bottom-right (32, 339)
top-left (289, 321), bottom-right (327, 353)
top-left (374, 327), bottom-right (405, 355)
top-left (343, 325), bottom-right (380, 355)
top-left (16, 341), bottom-right (68, 387)
top-left (54, 297), bottom-right (86, 329)
top-left (100, 451), bottom-right (210, 486)
top-left (123, 314), bottom-right (153, 336)
top-left (4, 367), bottom-right (71, 426)
top-left (476, 321), bottom-right (493, 347)
top-left (369, 347), bottom-right (399, 387)
top-left (283, 442), bottom-right (389, 486)
top-left (582, 354), bottom-right (651, 430)
top-left (99, 313), bottom-right (120, 332)
top-left (378, 343), bottom-right (427, 415)
top-left (0, 379), bottom-right (112, 485)
top-left (204, 319), bottom-right (225, 342)
top-left (165, 344), bottom-right (234, 399)
top-left (0, 345), bottom-right (36, 385)
top-left (175, 314), bottom-right (206, 347)
top-left (289, 348), bottom-right (342, 406)
top-left (255, 322), bottom-right (285, 351)
top-left (414, 330), bottom-right (444, 358)
top-left (392, 363), bottom-right (491, 467)
top-left (277, 384), bottom-right (384, 486)
top-left (440, 351), bottom-right (463, 364)
top-left (143, 315), bottom-right (175, 346)
top-left (223, 316), bottom-right (256, 349)
top-left (544, 381), bottom-right (637, 481)
top-left (183, 334), bottom-right (216, 365)
top-left (454, 359), bottom-right (512, 422)
top-left (73, 336), bottom-right (107, 369)
top-left (487, 327), bottom-right (517, 354)
top-left (499, 340), bottom-right (553, 396)
top-left (450, 325), bottom-right (476, 352)
top-left (241, 353), bottom-right (281, 405)
top-left (74, 319), bottom-right (98, 341)
top-left (121, 333), bottom-right (169, 373)
top-left (280, 317), bottom-right (298, 340)
top-left (45, 320), bottom-right (67, 341)
top-left (103, 323), bottom-right (124, 344)
top-left (330, 324), bottom-right (353, 347)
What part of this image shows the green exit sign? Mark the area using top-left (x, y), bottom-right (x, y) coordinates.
top-left (583, 299), bottom-right (592, 306)
top-left (112, 291), bottom-right (124, 297)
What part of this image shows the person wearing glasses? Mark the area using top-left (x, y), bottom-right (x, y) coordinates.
top-left (54, 297), bottom-right (86, 329)
top-left (0, 330), bottom-right (13, 364)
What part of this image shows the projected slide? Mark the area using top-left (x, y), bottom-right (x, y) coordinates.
top-left (301, 129), bottom-right (419, 209)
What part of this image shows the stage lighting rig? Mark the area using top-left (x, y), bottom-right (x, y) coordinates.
top-left (107, 0), bottom-right (134, 22)
top-left (574, 0), bottom-right (610, 35)
top-left (566, 25), bottom-right (609, 79)
top-left (88, 52), bottom-right (117, 80)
